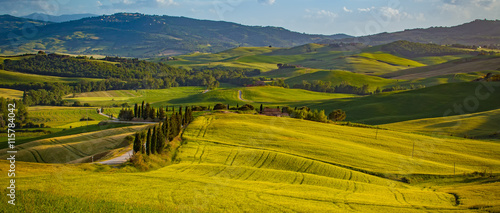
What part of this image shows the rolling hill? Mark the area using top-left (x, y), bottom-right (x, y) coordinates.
top-left (332, 19), bottom-right (500, 46)
top-left (0, 15), bottom-right (50, 34)
top-left (22, 13), bottom-right (97, 23)
top-left (0, 13), bottom-right (351, 57)
top-left (381, 55), bottom-right (500, 80)
top-left (1, 113), bottom-right (498, 212)
top-left (305, 82), bottom-right (500, 125)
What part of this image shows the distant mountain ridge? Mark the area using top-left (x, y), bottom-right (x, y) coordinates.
top-left (0, 13), bottom-right (352, 57)
top-left (0, 13), bottom-right (498, 58)
top-left (22, 13), bottom-right (97, 23)
top-left (332, 19), bottom-right (500, 46)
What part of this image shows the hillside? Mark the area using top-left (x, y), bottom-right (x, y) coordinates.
top-left (0, 15), bottom-right (50, 33)
top-left (1, 113), bottom-right (498, 212)
top-left (0, 13), bottom-right (351, 57)
top-left (306, 82), bottom-right (500, 125)
top-left (382, 108), bottom-right (500, 139)
top-left (333, 19), bottom-right (500, 46)
top-left (22, 13), bottom-right (97, 23)
top-left (382, 56), bottom-right (500, 79)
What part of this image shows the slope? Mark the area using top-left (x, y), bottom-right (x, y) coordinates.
top-left (382, 108), bottom-right (500, 139)
top-left (0, 13), bottom-right (350, 57)
top-left (305, 82), bottom-right (500, 125)
top-left (381, 56), bottom-right (500, 80)
top-left (3, 113), bottom-right (499, 212)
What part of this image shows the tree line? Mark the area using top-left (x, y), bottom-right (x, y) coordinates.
top-left (2, 54), bottom-right (262, 106)
top-left (130, 105), bottom-right (194, 156)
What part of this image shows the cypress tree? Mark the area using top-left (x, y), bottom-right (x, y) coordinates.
top-left (159, 107), bottom-right (165, 120)
top-left (133, 132), bottom-right (141, 153)
top-left (146, 128), bottom-right (152, 155)
top-left (134, 103), bottom-right (138, 118)
top-left (260, 104), bottom-right (263, 113)
top-left (176, 113), bottom-right (182, 134)
top-left (156, 124), bottom-right (165, 154)
top-left (149, 106), bottom-right (155, 119)
top-left (141, 101), bottom-right (145, 118)
top-left (163, 116), bottom-right (170, 140)
top-left (151, 126), bottom-right (157, 155)
top-left (144, 103), bottom-right (151, 119)
top-left (141, 131), bottom-right (146, 154)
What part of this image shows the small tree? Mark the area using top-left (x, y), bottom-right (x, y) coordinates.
top-left (329, 109), bottom-right (346, 121)
top-left (133, 133), bottom-right (142, 153)
top-left (214, 103), bottom-right (226, 110)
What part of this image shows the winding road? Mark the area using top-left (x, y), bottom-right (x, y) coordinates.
top-left (98, 150), bottom-right (133, 165)
top-left (238, 90), bottom-right (251, 102)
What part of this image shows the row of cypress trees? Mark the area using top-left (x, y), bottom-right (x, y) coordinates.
top-left (132, 105), bottom-right (194, 155)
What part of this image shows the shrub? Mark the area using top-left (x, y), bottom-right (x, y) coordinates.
top-left (213, 103), bottom-right (227, 110)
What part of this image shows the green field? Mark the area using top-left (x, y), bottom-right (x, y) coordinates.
top-left (165, 44), bottom-right (442, 74)
top-left (1, 113), bottom-right (498, 212)
top-left (28, 106), bottom-right (113, 128)
top-left (241, 86), bottom-right (357, 103)
top-left (306, 82), bottom-right (500, 125)
top-left (0, 69), bottom-right (101, 85)
top-left (0, 88), bottom-right (23, 99)
top-left (0, 124), bottom-right (149, 163)
top-left (382, 108), bottom-right (500, 139)
top-left (285, 70), bottom-right (399, 89)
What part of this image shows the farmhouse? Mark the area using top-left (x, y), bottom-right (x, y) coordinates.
top-left (260, 107), bottom-right (289, 117)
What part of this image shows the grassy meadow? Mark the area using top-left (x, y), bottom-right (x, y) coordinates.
top-left (1, 113), bottom-right (498, 212)
top-left (0, 69), bottom-right (101, 85)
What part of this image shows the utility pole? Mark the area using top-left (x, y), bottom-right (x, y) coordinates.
top-left (87, 109), bottom-right (89, 127)
top-left (412, 141), bottom-right (415, 158)
top-left (454, 163), bottom-right (456, 175)
top-left (375, 127), bottom-right (379, 139)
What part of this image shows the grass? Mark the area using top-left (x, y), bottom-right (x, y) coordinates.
top-left (285, 70), bottom-right (399, 89)
top-left (0, 123), bottom-right (133, 149)
top-left (28, 106), bottom-right (113, 128)
top-left (413, 55), bottom-right (473, 65)
top-left (0, 88), bottom-right (23, 99)
top-left (0, 69), bottom-right (101, 85)
top-left (65, 87), bottom-right (207, 107)
top-left (1, 113), bottom-right (498, 212)
top-left (0, 124), bottom-right (150, 163)
top-left (305, 82), bottom-right (500, 125)
top-left (165, 44), bottom-right (428, 75)
top-left (381, 56), bottom-right (500, 79)
top-left (241, 86), bottom-right (357, 103)
top-left (382, 108), bottom-right (500, 139)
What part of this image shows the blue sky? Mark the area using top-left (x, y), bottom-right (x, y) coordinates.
top-left (2, 0), bottom-right (500, 36)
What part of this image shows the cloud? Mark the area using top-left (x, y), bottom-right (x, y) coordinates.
top-left (258, 0), bottom-right (276, 5)
top-left (304, 9), bottom-right (338, 21)
top-left (357, 7), bottom-right (373, 12)
top-left (442, 0), bottom-right (498, 7)
top-left (343, 6), bottom-right (352, 13)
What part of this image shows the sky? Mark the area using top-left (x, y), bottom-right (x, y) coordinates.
top-left (1, 0), bottom-right (500, 36)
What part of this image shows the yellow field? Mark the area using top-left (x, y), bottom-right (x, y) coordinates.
top-left (0, 88), bottom-right (23, 99)
top-left (0, 113), bottom-right (498, 212)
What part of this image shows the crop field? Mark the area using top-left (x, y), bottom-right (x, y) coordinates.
top-left (0, 88), bottom-right (23, 99)
top-left (382, 108), bottom-right (500, 139)
top-left (66, 87), bottom-right (208, 107)
top-left (306, 82), bottom-right (500, 125)
top-left (1, 113), bottom-right (498, 212)
top-left (413, 55), bottom-right (473, 65)
top-left (382, 56), bottom-right (500, 80)
top-left (241, 86), bottom-right (357, 103)
top-left (28, 106), bottom-right (112, 128)
top-left (0, 69), bottom-right (101, 85)
top-left (285, 70), bottom-right (399, 89)
top-left (0, 124), bottom-right (149, 163)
